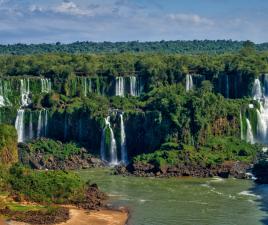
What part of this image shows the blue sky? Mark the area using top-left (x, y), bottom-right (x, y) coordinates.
top-left (0, 0), bottom-right (267, 44)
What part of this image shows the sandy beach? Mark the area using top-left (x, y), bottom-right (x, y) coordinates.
top-left (7, 208), bottom-right (128, 225)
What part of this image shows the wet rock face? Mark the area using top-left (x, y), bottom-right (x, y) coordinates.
top-left (115, 161), bottom-right (252, 179)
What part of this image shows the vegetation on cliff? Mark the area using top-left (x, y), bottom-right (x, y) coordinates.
top-left (0, 124), bottom-right (18, 166)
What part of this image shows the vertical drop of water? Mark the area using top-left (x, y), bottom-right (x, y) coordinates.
top-left (252, 79), bottom-right (262, 101)
top-left (44, 110), bottom-right (48, 137)
top-left (15, 109), bottom-right (25, 143)
top-left (226, 74), bottom-right (229, 98)
top-left (240, 111), bottom-right (244, 140)
top-left (29, 112), bottom-right (33, 140)
top-left (130, 76), bottom-right (137, 96)
top-left (0, 80), bottom-right (5, 107)
top-left (246, 119), bottom-right (255, 144)
top-left (37, 110), bottom-right (43, 138)
top-left (120, 113), bottom-right (128, 164)
top-left (186, 74), bottom-right (193, 92)
top-left (116, 77), bottom-right (125, 96)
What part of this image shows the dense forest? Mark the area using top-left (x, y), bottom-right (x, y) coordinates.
top-left (1, 40), bottom-right (268, 55)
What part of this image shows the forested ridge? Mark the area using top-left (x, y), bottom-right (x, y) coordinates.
top-left (1, 40), bottom-right (268, 55)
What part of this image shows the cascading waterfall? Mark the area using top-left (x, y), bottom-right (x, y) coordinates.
top-left (240, 111), bottom-right (244, 140)
top-left (100, 116), bottom-right (118, 165)
top-left (36, 110), bottom-right (49, 138)
top-left (83, 77), bottom-right (92, 97)
top-left (245, 77), bottom-right (268, 144)
top-left (37, 110), bottom-right (43, 138)
top-left (120, 113), bottom-right (128, 164)
top-left (225, 74), bottom-right (229, 98)
top-left (130, 76), bottom-right (137, 96)
top-left (20, 78), bottom-right (31, 107)
top-left (29, 112), bottom-right (33, 140)
top-left (252, 79), bottom-right (262, 101)
top-left (116, 77), bottom-right (125, 96)
top-left (41, 78), bottom-right (52, 93)
top-left (186, 74), bottom-right (193, 92)
top-left (100, 125), bottom-right (106, 161)
top-left (15, 109), bottom-right (25, 143)
top-left (0, 80), bottom-right (10, 107)
top-left (246, 119), bottom-right (255, 144)
top-left (15, 79), bottom-right (31, 142)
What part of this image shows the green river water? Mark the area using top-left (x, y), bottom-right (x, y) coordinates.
top-left (78, 169), bottom-right (268, 225)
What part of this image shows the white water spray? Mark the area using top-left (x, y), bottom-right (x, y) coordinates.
top-left (15, 109), bottom-right (25, 143)
top-left (186, 74), bottom-right (193, 92)
top-left (116, 77), bottom-right (125, 96)
top-left (120, 113), bottom-right (128, 164)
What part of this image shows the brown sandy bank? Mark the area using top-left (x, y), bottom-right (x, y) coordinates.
top-left (7, 208), bottom-right (128, 225)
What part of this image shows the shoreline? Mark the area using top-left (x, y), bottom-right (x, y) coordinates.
top-left (6, 207), bottom-right (128, 225)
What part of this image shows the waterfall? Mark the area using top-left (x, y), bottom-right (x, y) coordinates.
top-left (41, 78), bottom-right (52, 93)
top-left (36, 110), bottom-right (49, 138)
top-left (100, 116), bottom-right (118, 165)
top-left (100, 125), bottom-right (106, 161)
top-left (246, 119), bottom-right (255, 144)
top-left (116, 77), bottom-right (125, 96)
top-left (20, 79), bottom-right (31, 107)
top-left (256, 108), bottom-right (267, 142)
top-left (252, 79), bottom-right (262, 101)
top-left (15, 109), bottom-right (25, 143)
top-left (120, 113), bottom-right (128, 164)
top-left (240, 111), bottom-right (244, 140)
top-left (37, 110), bottom-right (43, 138)
top-left (29, 112), bottom-right (33, 139)
top-left (44, 110), bottom-right (48, 136)
top-left (226, 74), bottom-right (229, 98)
top-left (186, 74), bottom-right (193, 92)
top-left (83, 78), bottom-right (92, 97)
top-left (0, 80), bottom-right (5, 107)
top-left (130, 76), bottom-right (137, 96)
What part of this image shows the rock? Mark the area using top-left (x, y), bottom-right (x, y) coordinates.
top-left (118, 160), bottom-right (252, 179)
top-left (19, 145), bottom-right (106, 170)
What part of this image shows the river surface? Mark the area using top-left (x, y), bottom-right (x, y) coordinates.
top-left (77, 169), bottom-right (268, 225)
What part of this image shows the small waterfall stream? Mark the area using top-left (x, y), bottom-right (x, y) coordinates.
top-left (246, 119), bottom-right (255, 144)
top-left (226, 75), bottom-right (229, 98)
top-left (83, 77), bottom-right (92, 97)
top-left (41, 78), bottom-right (52, 93)
top-left (120, 113), bottom-right (128, 164)
top-left (20, 78), bottom-right (31, 107)
top-left (15, 109), bottom-right (25, 143)
top-left (245, 76), bottom-right (268, 144)
top-left (116, 77), bottom-right (125, 97)
top-left (186, 74), bottom-right (193, 92)
top-left (100, 116), bottom-right (118, 165)
top-left (0, 80), bottom-right (10, 107)
top-left (29, 112), bottom-right (33, 140)
top-left (130, 76), bottom-right (137, 96)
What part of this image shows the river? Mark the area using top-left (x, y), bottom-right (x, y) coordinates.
top-left (78, 169), bottom-right (268, 225)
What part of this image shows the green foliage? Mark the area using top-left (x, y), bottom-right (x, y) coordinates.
top-left (26, 139), bottom-right (82, 160)
top-left (8, 164), bottom-right (85, 203)
top-left (0, 124), bottom-right (18, 166)
top-left (0, 40), bottom-right (268, 55)
top-left (134, 137), bottom-right (260, 167)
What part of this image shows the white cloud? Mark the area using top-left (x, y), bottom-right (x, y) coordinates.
top-left (53, 1), bottom-right (93, 16)
top-left (168, 13), bottom-right (214, 26)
